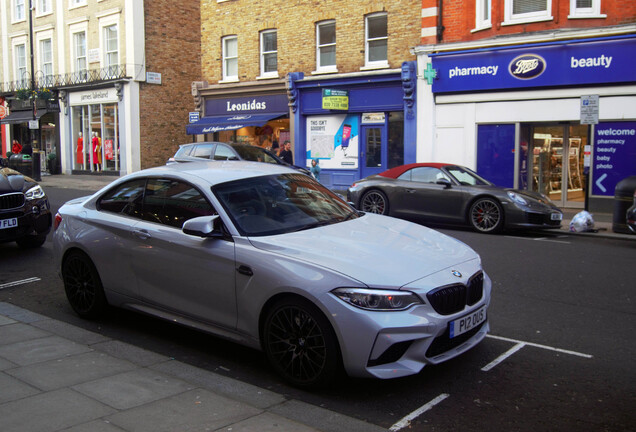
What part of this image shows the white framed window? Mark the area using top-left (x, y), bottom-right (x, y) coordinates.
top-left (364, 13), bottom-right (388, 69)
top-left (316, 20), bottom-right (336, 73)
top-left (73, 31), bottom-right (88, 79)
top-left (503, 0), bottom-right (553, 25)
top-left (13, 0), bottom-right (26, 22)
top-left (69, 0), bottom-right (87, 9)
top-left (37, 0), bottom-right (53, 16)
top-left (569, 0), bottom-right (604, 18)
top-left (103, 24), bottom-right (119, 75)
top-left (39, 38), bottom-right (54, 86)
top-left (222, 35), bottom-right (238, 82)
top-left (260, 30), bottom-right (278, 78)
top-left (14, 43), bottom-right (28, 87)
top-left (474, 0), bottom-right (492, 30)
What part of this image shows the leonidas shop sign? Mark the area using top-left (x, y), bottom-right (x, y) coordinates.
top-left (205, 94), bottom-right (288, 116)
top-left (69, 88), bottom-right (119, 105)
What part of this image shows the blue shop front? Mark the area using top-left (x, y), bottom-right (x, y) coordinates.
top-left (288, 61), bottom-right (417, 191)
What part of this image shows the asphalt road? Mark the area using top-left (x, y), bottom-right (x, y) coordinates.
top-left (1, 185), bottom-right (634, 431)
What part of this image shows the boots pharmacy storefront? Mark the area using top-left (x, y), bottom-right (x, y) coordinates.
top-left (415, 33), bottom-right (636, 211)
top-left (66, 88), bottom-right (120, 174)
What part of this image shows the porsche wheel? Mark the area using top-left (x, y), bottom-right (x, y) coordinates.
top-left (360, 190), bottom-right (389, 215)
top-left (469, 198), bottom-right (503, 233)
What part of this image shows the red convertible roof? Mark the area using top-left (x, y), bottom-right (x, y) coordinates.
top-left (379, 163), bottom-right (452, 179)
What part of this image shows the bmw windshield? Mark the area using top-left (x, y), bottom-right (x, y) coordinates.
top-left (214, 173), bottom-right (359, 236)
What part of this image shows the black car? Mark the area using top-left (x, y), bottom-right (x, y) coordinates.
top-left (167, 141), bottom-right (311, 175)
top-left (0, 167), bottom-right (52, 248)
top-left (627, 190), bottom-right (636, 234)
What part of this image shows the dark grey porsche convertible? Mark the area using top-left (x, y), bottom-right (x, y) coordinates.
top-left (347, 163), bottom-right (563, 233)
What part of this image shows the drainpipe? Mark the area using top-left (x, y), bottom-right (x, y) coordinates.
top-left (437, 0), bottom-right (444, 43)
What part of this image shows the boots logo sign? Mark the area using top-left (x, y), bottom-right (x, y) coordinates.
top-left (509, 54), bottom-right (546, 80)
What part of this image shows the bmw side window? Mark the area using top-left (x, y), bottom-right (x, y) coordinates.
top-left (175, 146), bottom-right (193, 157)
top-left (213, 145), bottom-right (238, 161)
top-left (192, 144), bottom-right (215, 159)
top-left (97, 179), bottom-right (146, 218)
top-left (142, 178), bottom-right (217, 228)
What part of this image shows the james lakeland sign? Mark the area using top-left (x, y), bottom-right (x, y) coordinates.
top-left (430, 35), bottom-right (635, 93)
top-left (592, 122), bottom-right (636, 196)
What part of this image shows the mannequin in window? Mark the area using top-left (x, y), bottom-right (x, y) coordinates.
top-left (92, 132), bottom-right (102, 171)
top-left (76, 132), bottom-right (84, 169)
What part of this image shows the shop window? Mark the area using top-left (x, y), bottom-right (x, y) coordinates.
top-left (14, 43), bottom-right (27, 86)
top-left (503, 0), bottom-right (553, 25)
top-left (39, 39), bottom-right (54, 87)
top-left (260, 30), bottom-right (278, 78)
top-left (364, 13), bottom-right (388, 69)
top-left (316, 20), bottom-right (336, 73)
top-left (388, 111), bottom-right (404, 168)
top-left (36, 0), bottom-right (52, 15)
top-left (222, 35), bottom-right (238, 82)
top-left (13, 0), bottom-right (25, 22)
top-left (474, 0), bottom-right (492, 31)
top-left (569, 0), bottom-right (604, 18)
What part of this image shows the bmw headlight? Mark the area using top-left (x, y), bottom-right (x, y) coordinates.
top-left (25, 185), bottom-right (46, 200)
top-left (507, 191), bottom-right (528, 206)
top-left (332, 288), bottom-right (423, 311)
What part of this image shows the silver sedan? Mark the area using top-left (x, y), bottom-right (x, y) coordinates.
top-left (53, 161), bottom-right (491, 387)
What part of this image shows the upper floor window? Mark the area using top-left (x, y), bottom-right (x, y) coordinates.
top-left (104, 25), bottom-right (119, 71)
top-left (73, 31), bottom-right (87, 78)
top-left (316, 20), bottom-right (336, 72)
top-left (39, 39), bottom-right (53, 85)
top-left (504, 0), bottom-right (552, 25)
top-left (260, 30), bottom-right (278, 78)
top-left (569, 0), bottom-right (604, 18)
top-left (69, 0), bottom-right (87, 9)
top-left (222, 35), bottom-right (238, 82)
top-left (365, 13), bottom-right (388, 69)
top-left (13, 0), bottom-right (26, 22)
top-left (475, 0), bottom-right (492, 30)
top-left (37, 0), bottom-right (53, 15)
top-left (14, 43), bottom-right (27, 86)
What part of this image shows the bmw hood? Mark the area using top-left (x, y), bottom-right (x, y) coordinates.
top-left (248, 214), bottom-right (479, 287)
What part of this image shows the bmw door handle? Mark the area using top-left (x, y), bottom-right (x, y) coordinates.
top-left (132, 229), bottom-right (151, 240)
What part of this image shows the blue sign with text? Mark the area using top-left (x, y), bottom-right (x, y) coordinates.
top-left (592, 122), bottom-right (636, 196)
top-left (431, 36), bottom-right (636, 93)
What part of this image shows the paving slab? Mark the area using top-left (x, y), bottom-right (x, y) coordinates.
top-left (220, 411), bottom-right (322, 432)
top-left (0, 388), bottom-right (116, 432)
top-left (0, 315), bottom-right (16, 326)
top-left (6, 351), bottom-right (137, 391)
top-left (60, 419), bottom-right (127, 432)
top-left (72, 368), bottom-right (193, 410)
top-left (0, 335), bottom-right (92, 366)
top-left (106, 388), bottom-right (263, 432)
top-left (0, 356), bottom-right (17, 371)
top-left (32, 318), bottom-right (111, 345)
top-left (0, 302), bottom-right (48, 323)
top-left (92, 339), bottom-right (170, 367)
top-left (0, 322), bottom-right (50, 346)
top-left (0, 371), bottom-right (41, 404)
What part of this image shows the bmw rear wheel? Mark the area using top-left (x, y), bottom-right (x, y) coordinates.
top-left (263, 297), bottom-right (340, 388)
top-left (469, 198), bottom-right (503, 233)
top-left (62, 250), bottom-right (107, 319)
top-left (360, 190), bottom-right (389, 215)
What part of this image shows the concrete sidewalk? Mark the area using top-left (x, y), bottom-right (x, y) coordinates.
top-left (39, 173), bottom-right (636, 241)
top-left (0, 302), bottom-right (385, 432)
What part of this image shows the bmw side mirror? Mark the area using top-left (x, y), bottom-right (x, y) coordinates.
top-left (436, 178), bottom-right (452, 188)
top-left (182, 215), bottom-right (225, 238)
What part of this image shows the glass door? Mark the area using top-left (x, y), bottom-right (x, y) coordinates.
top-left (360, 126), bottom-right (386, 178)
top-left (528, 124), bottom-right (587, 208)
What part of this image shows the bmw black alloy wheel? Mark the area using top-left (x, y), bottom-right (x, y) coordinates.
top-left (62, 251), bottom-right (107, 319)
top-left (264, 299), bottom-right (338, 387)
top-left (361, 190), bottom-right (388, 215)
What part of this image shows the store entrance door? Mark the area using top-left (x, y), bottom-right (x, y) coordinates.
top-left (527, 124), bottom-right (587, 208)
top-left (360, 125), bottom-right (386, 178)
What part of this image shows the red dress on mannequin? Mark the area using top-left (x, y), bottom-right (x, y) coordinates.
top-left (76, 136), bottom-right (84, 165)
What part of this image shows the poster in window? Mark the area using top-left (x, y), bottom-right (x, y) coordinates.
top-left (306, 114), bottom-right (359, 169)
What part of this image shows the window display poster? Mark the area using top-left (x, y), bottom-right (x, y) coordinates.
top-left (104, 139), bottom-right (114, 160)
top-left (592, 122), bottom-right (636, 196)
top-left (306, 115), bottom-right (359, 169)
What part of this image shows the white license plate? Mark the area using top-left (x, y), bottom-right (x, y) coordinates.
top-left (0, 218), bottom-right (18, 230)
top-left (450, 305), bottom-right (486, 338)
top-left (551, 213), bottom-right (563, 221)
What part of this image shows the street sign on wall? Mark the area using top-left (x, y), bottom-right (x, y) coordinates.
top-left (580, 95), bottom-right (599, 125)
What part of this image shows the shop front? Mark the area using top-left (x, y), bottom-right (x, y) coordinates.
top-left (415, 33), bottom-right (636, 211)
top-left (187, 81), bottom-right (291, 154)
top-left (288, 62), bottom-right (417, 190)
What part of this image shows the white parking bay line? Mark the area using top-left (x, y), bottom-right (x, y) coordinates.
top-left (482, 342), bottom-right (526, 371)
top-left (0, 277), bottom-right (41, 290)
top-left (389, 393), bottom-right (449, 431)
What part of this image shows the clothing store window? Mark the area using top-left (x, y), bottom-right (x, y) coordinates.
top-left (104, 24), bottom-right (119, 76)
top-left (71, 103), bottom-right (119, 172)
top-left (222, 35), bottom-right (238, 82)
top-left (316, 20), bottom-right (336, 72)
top-left (365, 13), bottom-right (388, 69)
top-left (36, 0), bottom-right (52, 15)
top-left (260, 30), bottom-right (278, 78)
top-left (14, 43), bottom-right (27, 86)
top-left (475, 0), bottom-right (492, 30)
top-left (13, 0), bottom-right (25, 22)
top-left (39, 39), bottom-right (54, 87)
top-left (73, 32), bottom-right (87, 80)
top-left (504, 0), bottom-right (552, 24)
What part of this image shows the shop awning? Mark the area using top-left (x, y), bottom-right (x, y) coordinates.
top-left (0, 110), bottom-right (46, 125)
top-left (186, 112), bottom-right (287, 135)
